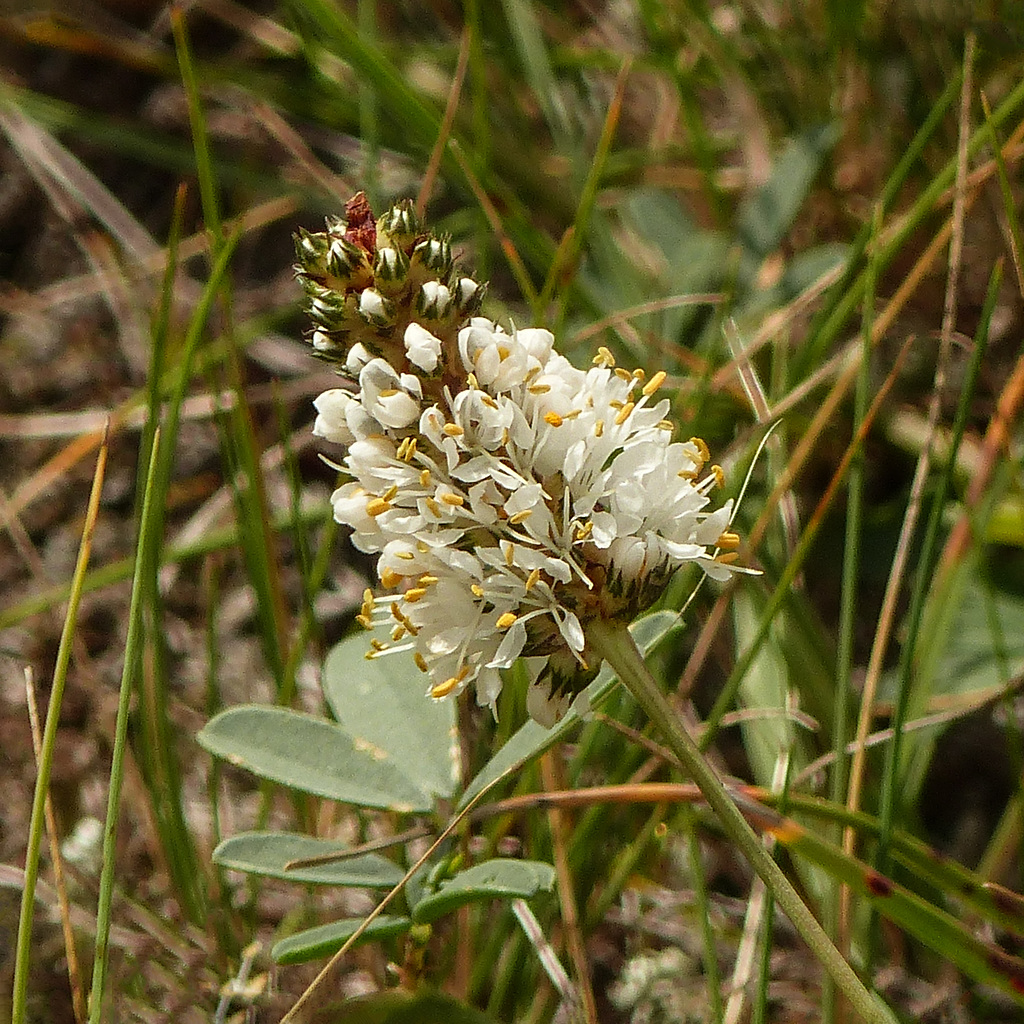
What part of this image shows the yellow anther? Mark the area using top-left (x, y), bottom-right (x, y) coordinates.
top-left (363, 587), bottom-right (374, 606)
top-left (404, 587), bottom-right (428, 603)
top-left (657, 419), bottom-right (674, 431)
top-left (395, 550), bottom-right (416, 560)
top-left (417, 541), bottom-right (429, 552)
top-left (471, 584), bottom-right (485, 597)
top-left (642, 370), bottom-right (667, 396)
top-left (366, 497), bottom-right (391, 517)
top-left (425, 497), bottom-right (441, 517)
top-left (481, 394), bottom-right (499, 409)
top-left (419, 574), bottom-right (439, 585)
top-left (576, 520), bottom-right (594, 541)
top-left (504, 543), bottom-right (515, 567)
top-left (677, 470), bottom-right (698, 481)
top-left (614, 367), bottom-right (632, 382)
top-left (501, 428), bottom-right (510, 446)
top-left (402, 438), bottom-right (417, 462)
top-left (380, 567), bottom-right (402, 588)
top-left (420, 469), bottom-right (431, 487)
top-left (525, 568), bottom-right (541, 591)
top-left (508, 509), bottom-right (533, 525)
top-left (370, 638), bottom-right (387, 652)
top-left (711, 464), bottom-right (725, 488)
top-left (496, 612), bottom-right (518, 629)
top-left (609, 399), bottom-right (624, 410)
top-left (396, 437), bottom-right (410, 459)
top-left (544, 411), bottom-right (563, 427)
top-left (563, 408), bottom-right (582, 421)
top-left (382, 484), bottom-right (398, 502)
top-left (391, 625), bottom-right (406, 641)
top-left (356, 614), bottom-right (373, 630)
top-left (414, 652), bottom-right (429, 673)
top-left (594, 419), bottom-right (604, 438)
top-left (497, 345), bottom-right (510, 359)
top-left (716, 531), bottom-right (741, 550)
top-left (441, 492), bottom-right (465, 507)
top-left (466, 372), bottom-right (479, 389)
top-left (378, 387), bottom-right (399, 398)
top-left (443, 423), bottom-right (464, 437)
top-left (430, 676), bottom-right (460, 699)
top-left (593, 346), bottom-right (615, 368)
top-left (715, 551), bottom-right (740, 565)
top-left (633, 367), bottom-right (646, 381)
top-left (690, 437), bottom-right (711, 463)
top-left (614, 402), bottom-right (635, 426)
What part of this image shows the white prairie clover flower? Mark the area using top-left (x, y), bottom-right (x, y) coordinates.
top-left (314, 308), bottom-right (752, 727)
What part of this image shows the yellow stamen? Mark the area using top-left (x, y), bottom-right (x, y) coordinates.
top-left (711, 464), bottom-right (725, 488)
top-left (425, 497), bottom-right (441, 517)
top-left (563, 409), bottom-right (581, 420)
top-left (366, 497), bottom-right (391, 517)
top-left (642, 370), bottom-right (667, 396)
top-left (402, 438), bottom-right (417, 461)
top-left (594, 419), bottom-right (604, 438)
top-left (528, 383), bottom-right (551, 395)
top-left (391, 625), bottom-right (406, 641)
top-left (404, 587), bottom-right (428, 603)
top-left (419, 574), bottom-right (439, 585)
top-left (497, 345), bottom-right (510, 360)
top-left (544, 411), bottom-right (563, 427)
top-left (481, 394), bottom-right (499, 409)
top-left (508, 509), bottom-right (533, 525)
top-left (380, 567), bottom-right (402, 588)
top-left (614, 367), bottom-right (632, 382)
top-left (356, 614), bottom-right (373, 630)
top-left (471, 584), bottom-right (485, 597)
top-left (363, 587), bottom-right (374, 606)
top-left (443, 423), bottom-right (464, 437)
top-left (378, 388), bottom-right (399, 398)
top-left (420, 469), bottom-right (431, 487)
top-left (715, 551), bottom-right (740, 564)
top-left (414, 652), bottom-right (429, 673)
top-left (525, 568), bottom-right (541, 591)
top-left (504, 543), bottom-right (515, 567)
top-left (633, 367), bottom-right (646, 381)
top-left (370, 639), bottom-right (387, 652)
top-left (430, 676), bottom-right (460, 698)
top-left (381, 484), bottom-right (398, 502)
top-left (417, 541), bottom-right (429, 553)
top-left (614, 402), bottom-right (634, 426)
top-left (716, 531), bottom-right (741, 550)
top-left (466, 372), bottom-right (479, 389)
top-left (678, 469), bottom-right (698, 481)
top-left (657, 419), bottom-right (673, 431)
top-left (496, 612), bottom-right (518, 629)
top-left (395, 550), bottom-right (416, 560)
top-left (396, 437), bottom-right (410, 460)
top-left (576, 521), bottom-right (594, 541)
top-left (441, 492), bottom-right (465, 507)
top-left (690, 436), bottom-right (711, 463)
top-left (593, 346), bottom-right (615, 368)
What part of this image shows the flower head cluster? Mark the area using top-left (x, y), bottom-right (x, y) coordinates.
top-left (301, 196), bottom-right (747, 727)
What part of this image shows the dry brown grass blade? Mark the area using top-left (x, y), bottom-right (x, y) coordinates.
top-left (417, 25), bottom-right (471, 217)
top-left (540, 751), bottom-right (598, 1024)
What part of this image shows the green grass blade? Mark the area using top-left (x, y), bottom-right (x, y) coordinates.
top-left (12, 438), bottom-right (108, 1024)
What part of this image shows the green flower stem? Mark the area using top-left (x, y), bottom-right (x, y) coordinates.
top-left (587, 619), bottom-right (895, 1024)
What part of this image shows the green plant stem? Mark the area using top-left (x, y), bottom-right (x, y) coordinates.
top-left (587, 619), bottom-right (896, 1024)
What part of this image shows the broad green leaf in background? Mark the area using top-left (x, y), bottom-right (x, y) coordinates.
top-left (197, 705), bottom-right (434, 812)
top-left (736, 124), bottom-right (840, 258)
top-left (272, 914), bottom-right (412, 965)
top-left (411, 859), bottom-right (556, 925)
top-left (306, 990), bottom-right (499, 1024)
top-left (322, 634), bottom-right (460, 801)
top-left (213, 831), bottom-right (405, 887)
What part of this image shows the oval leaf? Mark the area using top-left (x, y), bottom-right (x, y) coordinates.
top-left (213, 831), bottom-right (404, 887)
top-left (272, 914), bottom-right (411, 964)
top-left (197, 705), bottom-right (432, 811)
top-left (412, 859), bottom-right (555, 924)
top-left (322, 634), bottom-right (460, 799)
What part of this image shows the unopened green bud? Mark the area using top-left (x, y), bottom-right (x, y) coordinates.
top-left (416, 279), bottom-right (453, 320)
top-left (357, 287), bottom-right (395, 327)
top-left (411, 236), bottom-right (452, 276)
top-left (373, 245), bottom-right (410, 290)
top-left (377, 199), bottom-right (420, 249)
